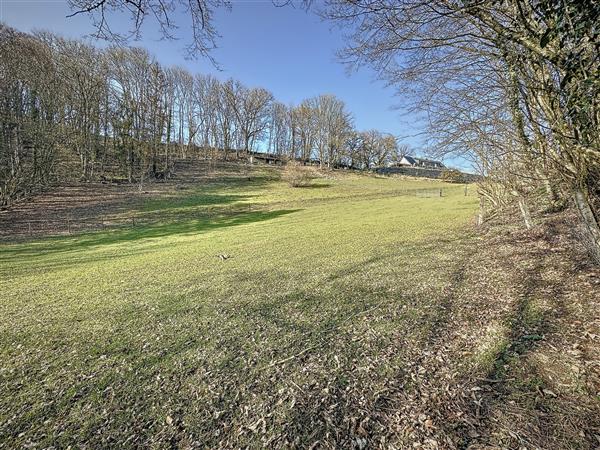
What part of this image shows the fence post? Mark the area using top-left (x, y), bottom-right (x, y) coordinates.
top-left (464, 184), bottom-right (468, 196)
top-left (439, 188), bottom-right (442, 197)
top-left (28, 222), bottom-right (32, 235)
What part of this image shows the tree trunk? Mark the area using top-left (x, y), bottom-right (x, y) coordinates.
top-left (165, 108), bottom-right (172, 172)
top-left (127, 146), bottom-right (133, 183)
top-left (543, 177), bottom-right (559, 205)
top-left (478, 196), bottom-right (485, 226)
top-left (574, 188), bottom-right (600, 262)
top-left (518, 196), bottom-right (533, 229)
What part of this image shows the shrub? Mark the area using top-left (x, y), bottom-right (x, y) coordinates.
top-left (283, 161), bottom-right (314, 187)
top-left (440, 169), bottom-right (465, 183)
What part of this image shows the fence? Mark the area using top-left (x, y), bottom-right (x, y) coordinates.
top-left (0, 203), bottom-right (263, 240)
top-left (5, 214), bottom-right (145, 238)
top-left (376, 166), bottom-right (481, 183)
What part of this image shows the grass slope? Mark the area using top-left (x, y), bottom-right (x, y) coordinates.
top-left (1, 168), bottom-right (479, 447)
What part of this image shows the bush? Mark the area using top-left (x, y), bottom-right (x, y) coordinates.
top-left (283, 161), bottom-right (314, 187)
top-left (440, 169), bottom-right (465, 183)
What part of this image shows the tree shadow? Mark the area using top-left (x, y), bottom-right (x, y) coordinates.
top-left (455, 228), bottom-right (600, 449)
top-left (295, 183), bottom-right (333, 189)
top-left (0, 167), bottom-right (282, 241)
top-left (0, 208), bottom-right (301, 270)
top-left (140, 193), bottom-right (253, 213)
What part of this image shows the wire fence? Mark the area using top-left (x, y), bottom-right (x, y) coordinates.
top-left (7, 215), bottom-right (144, 237)
top-left (4, 210), bottom-right (225, 238)
top-left (1, 203), bottom-right (265, 239)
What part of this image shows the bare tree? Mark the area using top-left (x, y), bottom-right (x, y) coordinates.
top-left (0, 25), bottom-right (60, 205)
top-left (321, 0), bottom-right (600, 258)
top-left (40, 34), bottom-right (109, 180)
top-left (267, 101), bottom-right (291, 156)
top-left (225, 81), bottom-right (274, 156)
top-left (67, 0), bottom-right (230, 61)
top-left (313, 94), bottom-right (353, 168)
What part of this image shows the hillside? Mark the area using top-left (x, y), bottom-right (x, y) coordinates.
top-left (0, 160), bottom-right (465, 239)
top-left (1, 163), bottom-right (599, 448)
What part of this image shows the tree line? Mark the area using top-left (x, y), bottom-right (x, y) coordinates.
top-left (0, 23), bottom-right (404, 206)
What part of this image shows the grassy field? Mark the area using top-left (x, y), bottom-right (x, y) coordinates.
top-left (1, 167), bottom-right (481, 447)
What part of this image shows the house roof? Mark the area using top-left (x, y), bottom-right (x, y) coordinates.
top-left (404, 155), bottom-right (444, 166)
top-left (418, 158), bottom-right (444, 166)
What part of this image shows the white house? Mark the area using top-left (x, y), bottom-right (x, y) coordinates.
top-left (398, 155), bottom-right (445, 169)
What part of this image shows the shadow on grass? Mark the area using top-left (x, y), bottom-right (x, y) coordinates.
top-left (185, 173), bottom-right (281, 191)
top-left (456, 230), bottom-right (600, 449)
top-left (0, 208), bottom-right (301, 265)
top-left (141, 193), bottom-right (253, 213)
top-left (295, 183), bottom-right (333, 189)
top-left (141, 172), bottom-right (282, 211)
top-left (136, 172), bottom-right (287, 219)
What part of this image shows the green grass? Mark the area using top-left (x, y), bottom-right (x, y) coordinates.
top-left (0, 168), bottom-right (478, 447)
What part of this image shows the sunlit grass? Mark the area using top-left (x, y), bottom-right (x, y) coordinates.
top-left (0, 169), bottom-right (478, 447)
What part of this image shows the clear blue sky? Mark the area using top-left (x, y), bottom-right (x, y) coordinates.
top-left (1, 0), bottom-right (466, 166)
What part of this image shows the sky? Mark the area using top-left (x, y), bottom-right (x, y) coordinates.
top-left (0, 0), bottom-right (455, 164)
